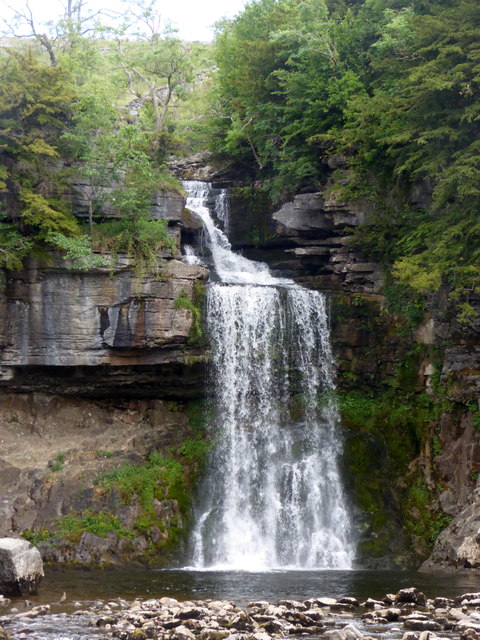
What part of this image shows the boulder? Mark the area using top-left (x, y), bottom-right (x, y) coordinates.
top-left (404, 620), bottom-right (442, 632)
top-left (395, 588), bottom-right (427, 607)
top-left (0, 538), bottom-right (44, 596)
top-left (323, 623), bottom-right (365, 640)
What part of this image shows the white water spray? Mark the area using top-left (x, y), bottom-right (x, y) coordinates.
top-left (184, 181), bottom-right (354, 570)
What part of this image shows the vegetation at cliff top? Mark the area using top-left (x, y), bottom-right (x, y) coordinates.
top-left (0, 0), bottom-right (213, 273)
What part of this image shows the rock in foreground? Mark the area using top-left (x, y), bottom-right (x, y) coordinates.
top-left (0, 538), bottom-right (44, 596)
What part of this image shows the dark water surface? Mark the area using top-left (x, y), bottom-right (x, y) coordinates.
top-left (29, 567), bottom-right (480, 606)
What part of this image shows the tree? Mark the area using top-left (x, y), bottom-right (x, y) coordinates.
top-left (0, 49), bottom-right (79, 240)
top-left (209, 0), bottom-right (368, 197)
top-left (61, 82), bottom-right (121, 234)
top-left (114, 0), bottom-right (194, 148)
top-left (1, 0), bottom-right (119, 66)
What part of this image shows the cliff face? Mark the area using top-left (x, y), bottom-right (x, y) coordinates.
top-left (0, 190), bottom-right (210, 564)
top-left (1, 169), bottom-right (479, 569)
top-left (211, 167), bottom-right (480, 570)
top-left (0, 184), bottom-right (208, 398)
top-left (0, 257), bottom-right (208, 397)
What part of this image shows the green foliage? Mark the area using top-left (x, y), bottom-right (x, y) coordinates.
top-left (341, 388), bottom-right (453, 556)
top-left (95, 450), bottom-right (115, 458)
top-left (96, 450), bottom-right (185, 514)
top-left (19, 191), bottom-right (80, 239)
top-left (56, 511), bottom-right (134, 541)
top-left (174, 289), bottom-right (204, 344)
top-left (0, 19), bottom-right (197, 272)
top-left (340, 390), bottom-right (442, 468)
top-left (50, 453), bottom-right (66, 473)
top-left (23, 512), bottom-right (133, 545)
top-left (47, 232), bottom-right (107, 270)
top-left (467, 402), bottom-right (480, 431)
top-left (0, 225), bottom-right (32, 269)
top-left (404, 483), bottom-right (454, 545)
top-left (186, 399), bottom-right (210, 433)
top-left (0, 48), bottom-right (81, 265)
top-left (22, 526), bottom-right (52, 546)
top-left (429, 513), bottom-right (454, 543)
top-left (176, 437), bottom-right (210, 464)
top-left (204, 0), bottom-right (480, 302)
top-left (93, 218), bottom-right (174, 275)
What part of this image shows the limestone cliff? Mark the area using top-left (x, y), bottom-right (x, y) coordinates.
top-left (1, 165), bottom-right (479, 570)
top-left (0, 189), bottom-right (210, 565)
top-left (0, 257), bottom-right (208, 397)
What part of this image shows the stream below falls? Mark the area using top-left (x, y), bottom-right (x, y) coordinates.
top-left (2, 568), bottom-right (480, 639)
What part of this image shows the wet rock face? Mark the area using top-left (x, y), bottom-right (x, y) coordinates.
top-left (422, 488), bottom-right (480, 570)
top-left (0, 258), bottom-right (208, 397)
top-left (227, 186), bottom-right (383, 295)
top-left (0, 538), bottom-right (43, 596)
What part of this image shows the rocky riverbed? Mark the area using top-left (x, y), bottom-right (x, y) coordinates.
top-left (3, 587), bottom-right (480, 640)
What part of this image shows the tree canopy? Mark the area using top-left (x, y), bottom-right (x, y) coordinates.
top-left (207, 0), bottom-right (480, 303)
top-left (0, 0), bottom-right (212, 271)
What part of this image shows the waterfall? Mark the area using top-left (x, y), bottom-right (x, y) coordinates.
top-left (184, 181), bottom-right (354, 570)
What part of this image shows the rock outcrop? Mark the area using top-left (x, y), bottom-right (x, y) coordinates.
top-left (0, 257), bottom-right (208, 397)
top-left (0, 538), bottom-right (43, 596)
top-left (223, 175), bottom-right (382, 295)
top-left (269, 190), bottom-right (383, 294)
top-left (422, 487), bottom-right (480, 570)
top-left (0, 392), bottom-right (204, 564)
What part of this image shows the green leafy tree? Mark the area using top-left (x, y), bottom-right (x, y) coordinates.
top-left (114, 0), bottom-right (194, 151)
top-left (61, 81), bottom-right (122, 234)
top-left (0, 49), bottom-right (80, 243)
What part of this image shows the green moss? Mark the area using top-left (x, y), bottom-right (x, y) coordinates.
top-left (23, 526), bottom-right (52, 546)
top-left (229, 187), bottom-right (274, 246)
top-left (468, 402), bottom-right (480, 430)
top-left (186, 399), bottom-right (209, 432)
top-left (57, 511), bottom-right (134, 542)
top-left (175, 288), bottom-right (204, 345)
top-left (340, 389), bottom-right (452, 560)
top-left (51, 453), bottom-right (66, 473)
top-left (23, 511), bottom-right (134, 545)
top-left (26, 401), bottom-right (212, 560)
top-left (97, 450), bottom-right (185, 512)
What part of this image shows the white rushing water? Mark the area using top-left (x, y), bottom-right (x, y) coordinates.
top-left (184, 181), bottom-right (354, 570)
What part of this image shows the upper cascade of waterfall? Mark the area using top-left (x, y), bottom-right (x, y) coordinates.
top-left (183, 180), bottom-right (292, 286)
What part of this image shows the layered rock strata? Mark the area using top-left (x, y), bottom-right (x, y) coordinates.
top-left (0, 257), bottom-right (208, 397)
top-left (0, 393), bottom-right (199, 561)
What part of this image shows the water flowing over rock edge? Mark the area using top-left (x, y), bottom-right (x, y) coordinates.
top-left (184, 181), bottom-right (354, 570)
top-left (0, 155), bottom-right (478, 570)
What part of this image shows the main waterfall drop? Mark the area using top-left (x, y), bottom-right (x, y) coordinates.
top-left (184, 181), bottom-right (355, 570)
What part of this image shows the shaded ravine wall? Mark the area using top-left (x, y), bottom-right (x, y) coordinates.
top-left (0, 165), bottom-right (479, 568)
